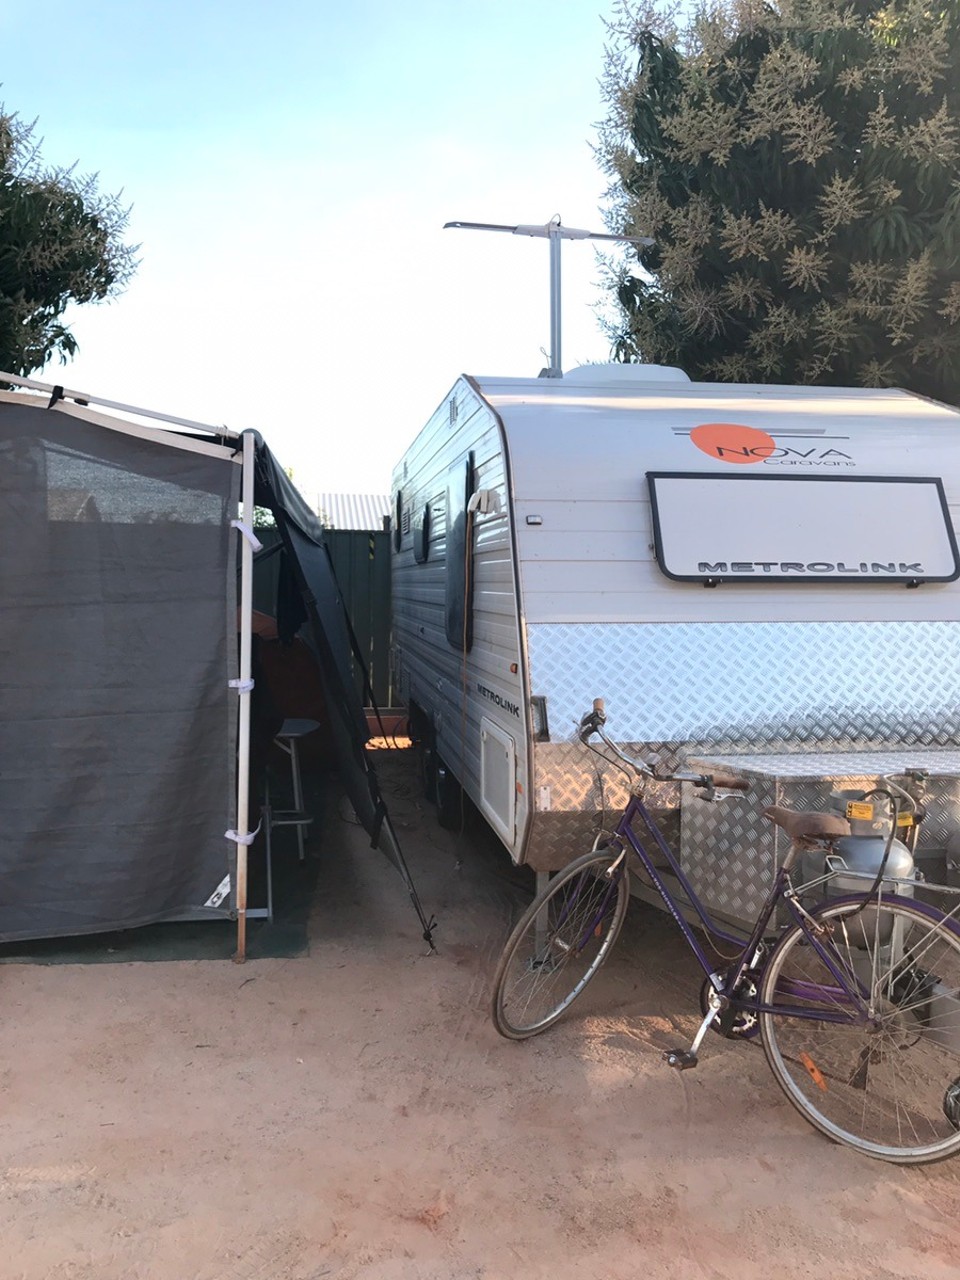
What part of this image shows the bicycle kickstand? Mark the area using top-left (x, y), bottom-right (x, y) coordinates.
top-left (663, 1006), bottom-right (718, 1071)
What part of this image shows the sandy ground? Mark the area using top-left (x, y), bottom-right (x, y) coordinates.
top-left (3, 746), bottom-right (960, 1280)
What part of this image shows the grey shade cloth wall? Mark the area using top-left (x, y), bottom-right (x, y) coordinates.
top-left (0, 402), bottom-right (239, 941)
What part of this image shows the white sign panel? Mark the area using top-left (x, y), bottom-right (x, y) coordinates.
top-left (648, 473), bottom-right (960, 584)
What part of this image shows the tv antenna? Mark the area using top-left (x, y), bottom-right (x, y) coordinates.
top-left (444, 215), bottom-right (653, 378)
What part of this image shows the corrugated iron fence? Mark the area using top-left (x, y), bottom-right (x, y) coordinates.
top-left (254, 527), bottom-right (393, 708)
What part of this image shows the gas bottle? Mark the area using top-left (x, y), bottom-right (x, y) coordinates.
top-left (828, 832), bottom-right (915, 897)
top-left (800, 790), bottom-right (915, 939)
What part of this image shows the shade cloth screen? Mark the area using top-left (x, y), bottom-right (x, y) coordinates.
top-left (251, 438), bottom-right (435, 947)
top-left (0, 402), bottom-right (239, 941)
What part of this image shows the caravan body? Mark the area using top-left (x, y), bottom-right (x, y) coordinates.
top-left (391, 364), bottom-right (960, 923)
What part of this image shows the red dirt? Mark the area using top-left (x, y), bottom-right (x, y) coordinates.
top-left (2, 748), bottom-right (959, 1279)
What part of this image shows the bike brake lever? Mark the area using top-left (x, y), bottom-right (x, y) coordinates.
top-left (578, 716), bottom-right (601, 743)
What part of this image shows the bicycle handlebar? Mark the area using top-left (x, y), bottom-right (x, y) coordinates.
top-left (578, 698), bottom-right (607, 743)
top-left (579, 701), bottom-right (750, 794)
top-left (705, 771), bottom-right (750, 793)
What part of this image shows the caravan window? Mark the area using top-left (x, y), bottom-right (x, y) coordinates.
top-left (413, 503), bottom-right (431, 563)
top-left (445, 454), bottom-right (474, 650)
top-left (647, 472), bottom-right (960, 585)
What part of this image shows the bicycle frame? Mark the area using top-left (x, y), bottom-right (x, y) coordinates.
top-left (607, 788), bottom-right (877, 1026)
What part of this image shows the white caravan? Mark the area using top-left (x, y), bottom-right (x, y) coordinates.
top-left (390, 364), bottom-right (960, 925)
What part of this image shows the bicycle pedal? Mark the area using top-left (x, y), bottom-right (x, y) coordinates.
top-left (663, 1049), bottom-right (699, 1071)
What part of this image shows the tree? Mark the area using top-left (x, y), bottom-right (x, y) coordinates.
top-left (598, 0), bottom-right (960, 401)
top-left (0, 110), bottom-right (137, 376)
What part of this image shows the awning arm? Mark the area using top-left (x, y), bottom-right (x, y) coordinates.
top-left (0, 369), bottom-right (238, 439)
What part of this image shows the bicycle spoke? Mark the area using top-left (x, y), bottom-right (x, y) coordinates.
top-left (492, 852), bottom-right (630, 1039)
top-left (760, 898), bottom-right (960, 1163)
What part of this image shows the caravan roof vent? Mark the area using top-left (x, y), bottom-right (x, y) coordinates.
top-left (563, 362), bottom-right (690, 384)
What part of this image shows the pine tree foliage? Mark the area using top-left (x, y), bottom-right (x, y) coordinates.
top-left (0, 111), bottom-right (137, 376)
top-left (599, 0), bottom-right (960, 400)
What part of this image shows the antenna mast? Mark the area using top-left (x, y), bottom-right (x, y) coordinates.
top-left (444, 216), bottom-right (652, 378)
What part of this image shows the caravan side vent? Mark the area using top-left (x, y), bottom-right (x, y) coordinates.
top-left (449, 398), bottom-right (459, 425)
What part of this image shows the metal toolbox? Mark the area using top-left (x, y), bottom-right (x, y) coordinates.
top-left (680, 748), bottom-right (960, 929)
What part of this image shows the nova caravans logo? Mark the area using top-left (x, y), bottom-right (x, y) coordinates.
top-left (686, 422), bottom-right (853, 468)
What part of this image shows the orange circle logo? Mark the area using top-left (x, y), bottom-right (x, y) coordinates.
top-left (690, 422), bottom-right (776, 464)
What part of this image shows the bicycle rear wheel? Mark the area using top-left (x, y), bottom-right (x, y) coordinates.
top-left (491, 850), bottom-right (630, 1040)
top-left (759, 897), bottom-right (960, 1164)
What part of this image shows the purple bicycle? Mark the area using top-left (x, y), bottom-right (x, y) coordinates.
top-left (491, 700), bottom-right (960, 1164)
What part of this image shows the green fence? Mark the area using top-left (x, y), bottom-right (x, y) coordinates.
top-left (253, 527), bottom-right (393, 709)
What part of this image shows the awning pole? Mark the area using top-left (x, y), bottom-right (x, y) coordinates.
top-left (234, 430), bottom-right (256, 963)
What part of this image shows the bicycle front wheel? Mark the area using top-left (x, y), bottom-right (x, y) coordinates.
top-left (759, 897), bottom-right (960, 1164)
top-left (491, 850), bottom-right (630, 1040)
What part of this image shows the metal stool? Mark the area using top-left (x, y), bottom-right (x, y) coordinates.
top-left (270, 717), bottom-right (320, 861)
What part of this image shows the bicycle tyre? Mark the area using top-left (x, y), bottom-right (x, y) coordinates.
top-left (491, 850), bottom-right (630, 1040)
top-left (759, 896), bottom-right (960, 1164)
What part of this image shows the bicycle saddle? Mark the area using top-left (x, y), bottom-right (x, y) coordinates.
top-left (763, 805), bottom-right (851, 844)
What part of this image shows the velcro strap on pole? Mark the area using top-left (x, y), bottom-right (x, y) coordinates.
top-left (224, 821), bottom-right (262, 846)
top-left (229, 678), bottom-right (255, 694)
top-left (231, 519), bottom-right (263, 552)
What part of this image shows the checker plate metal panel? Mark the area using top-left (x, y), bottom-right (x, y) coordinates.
top-left (526, 739), bottom-right (680, 872)
top-left (523, 621), bottom-right (960, 915)
top-left (526, 621), bottom-right (960, 749)
top-left (680, 781), bottom-right (780, 924)
top-left (680, 773), bottom-right (960, 927)
top-left (691, 749), bottom-right (960, 777)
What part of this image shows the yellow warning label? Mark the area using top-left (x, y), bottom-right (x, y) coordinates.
top-left (896, 812), bottom-right (915, 828)
top-left (846, 801), bottom-right (874, 821)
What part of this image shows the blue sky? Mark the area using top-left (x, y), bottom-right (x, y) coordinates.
top-left (2, 1), bottom-right (624, 502)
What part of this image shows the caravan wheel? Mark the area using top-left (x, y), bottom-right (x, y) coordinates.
top-left (409, 706), bottom-right (440, 806)
top-left (435, 758), bottom-right (463, 831)
top-left (419, 742), bottom-right (438, 802)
